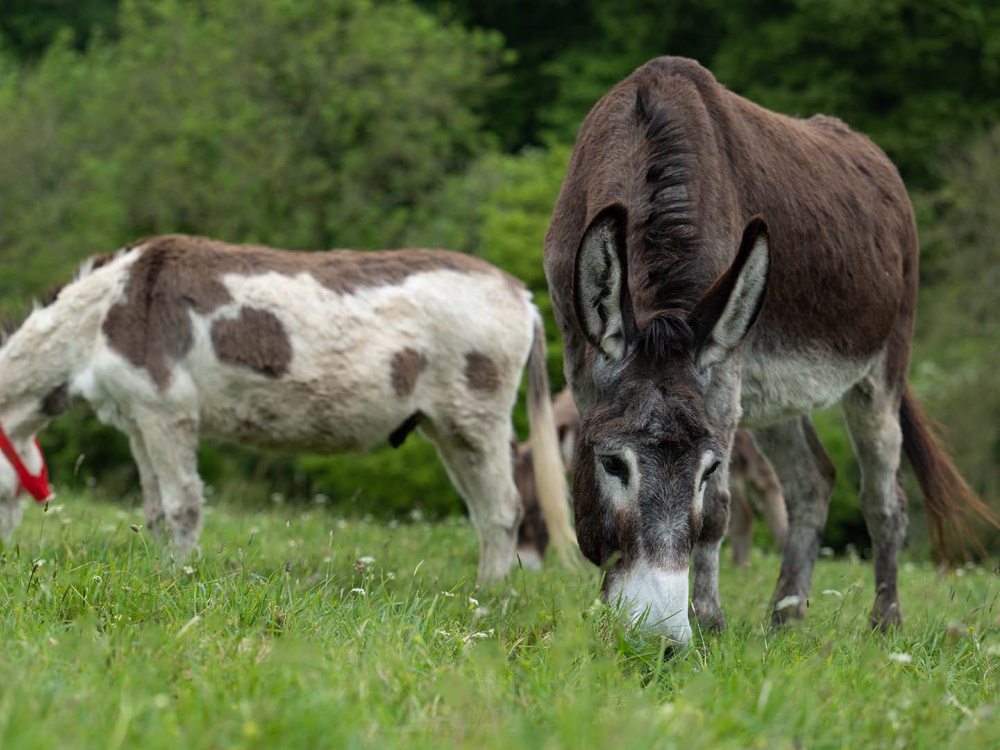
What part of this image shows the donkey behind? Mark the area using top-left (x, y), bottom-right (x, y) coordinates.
top-left (0, 236), bottom-right (577, 581)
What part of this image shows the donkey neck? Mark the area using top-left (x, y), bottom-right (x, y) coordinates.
top-left (0, 252), bottom-right (133, 435)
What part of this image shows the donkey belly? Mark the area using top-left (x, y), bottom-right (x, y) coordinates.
top-left (739, 345), bottom-right (875, 427)
top-left (199, 377), bottom-right (408, 454)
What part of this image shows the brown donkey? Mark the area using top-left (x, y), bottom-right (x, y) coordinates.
top-left (544, 56), bottom-right (996, 642)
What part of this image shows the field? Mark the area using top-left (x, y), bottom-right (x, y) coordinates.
top-left (0, 495), bottom-right (997, 748)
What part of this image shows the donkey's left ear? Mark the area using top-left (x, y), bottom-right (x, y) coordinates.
top-left (691, 216), bottom-right (770, 369)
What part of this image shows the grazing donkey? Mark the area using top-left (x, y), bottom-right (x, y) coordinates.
top-left (514, 387), bottom-right (785, 567)
top-left (544, 56), bottom-right (997, 643)
top-left (0, 236), bottom-right (577, 581)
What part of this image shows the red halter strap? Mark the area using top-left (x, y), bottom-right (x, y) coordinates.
top-left (0, 427), bottom-right (52, 504)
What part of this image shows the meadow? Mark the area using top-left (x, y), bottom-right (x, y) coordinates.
top-left (0, 494), bottom-right (996, 748)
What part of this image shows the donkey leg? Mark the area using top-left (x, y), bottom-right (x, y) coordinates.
top-left (127, 432), bottom-right (166, 539)
top-left (133, 411), bottom-right (203, 556)
top-left (843, 376), bottom-right (906, 631)
top-left (754, 416), bottom-right (836, 627)
top-left (426, 420), bottom-right (521, 584)
top-left (729, 471), bottom-right (753, 567)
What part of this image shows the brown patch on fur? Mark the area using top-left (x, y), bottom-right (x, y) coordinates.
top-left (464, 352), bottom-right (500, 392)
top-left (390, 348), bottom-right (428, 397)
top-left (40, 383), bottom-right (72, 417)
top-left (103, 236), bottom-right (513, 389)
top-left (211, 307), bottom-right (293, 378)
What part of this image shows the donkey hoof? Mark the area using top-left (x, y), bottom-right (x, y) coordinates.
top-left (769, 594), bottom-right (806, 629)
top-left (690, 602), bottom-right (727, 634)
top-left (869, 599), bottom-right (903, 633)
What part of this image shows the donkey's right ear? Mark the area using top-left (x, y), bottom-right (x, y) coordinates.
top-left (573, 204), bottom-right (637, 362)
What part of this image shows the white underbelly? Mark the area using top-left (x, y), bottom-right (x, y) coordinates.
top-left (739, 347), bottom-right (875, 427)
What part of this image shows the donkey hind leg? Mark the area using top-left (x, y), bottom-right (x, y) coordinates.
top-left (425, 419), bottom-right (521, 584)
top-left (754, 416), bottom-right (836, 627)
top-left (843, 377), bottom-right (906, 631)
top-left (132, 410), bottom-right (204, 556)
top-left (128, 432), bottom-right (166, 539)
top-left (729, 469), bottom-right (754, 567)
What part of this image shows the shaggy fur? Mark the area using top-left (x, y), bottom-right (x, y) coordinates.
top-left (0, 238), bottom-right (577, 582)
top-left (544, 56), bottom-right (994, 640)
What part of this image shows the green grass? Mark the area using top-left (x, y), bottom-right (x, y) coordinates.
top-left (0, 495), bottom-right (997, 748)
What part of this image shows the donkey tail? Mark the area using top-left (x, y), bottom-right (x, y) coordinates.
top-left (900, 384), bottom-right (1000, 561)
top-left (526, 311), bottom-right (580, 567)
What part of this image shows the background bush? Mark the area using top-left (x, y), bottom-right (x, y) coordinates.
top-left (1, 0), bottom-right (998, 550)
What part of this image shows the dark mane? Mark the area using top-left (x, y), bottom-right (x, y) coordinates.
top-left (631, 77), bottom-right (704, 351)
top-left (636, 312), bottom-right (695, 364)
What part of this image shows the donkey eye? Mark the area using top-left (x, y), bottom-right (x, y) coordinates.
top-left (701, 460), bottom-right (721, 485)
top-left (598, 454), bottom-right (630, 484)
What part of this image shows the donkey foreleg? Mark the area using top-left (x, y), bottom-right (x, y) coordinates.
top-left (754, 417), bottom-right (836, 627)
top-left (133, 410), bottom-right (203, 557)
top-left (128, 431), bottom-right (166, 539)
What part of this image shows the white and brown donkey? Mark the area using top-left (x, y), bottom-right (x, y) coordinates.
top-left (0, 236), bottom-right (577, 581)
top-left (544, 57), bottom-right (997, 643)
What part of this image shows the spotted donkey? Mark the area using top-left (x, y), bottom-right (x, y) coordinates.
top-left (0, 236), bottom-right (577, 581)
top-left (544, 57), bottom-right (997, 643)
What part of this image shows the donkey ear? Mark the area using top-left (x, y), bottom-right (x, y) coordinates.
top-left (573, 204), bottom-right (637, 362)
top-left (691, 216), bottom-right (770, 369)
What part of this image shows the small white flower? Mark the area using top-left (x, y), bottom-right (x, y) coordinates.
top-left (358, 556), bottom-right (376, 565)
top-left (889, 652), bottom-right (913, 665)
top-left (468, 596), bottom-right (479, 607)
top-left (350, 588), bottom-right (366, 596)
top-left (183, 565), bottom-right (195, 575)
top-left (441, 591), bottom-right (456, 598)
top-left (409, 508), bottom-right (424, 522)
top-left (774, 595), bottom-right (802, 611)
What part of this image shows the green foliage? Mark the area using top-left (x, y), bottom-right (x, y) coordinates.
top-left (0, 0), bottom-right (502, 302)
top-left (0, 0), bottom-right (120, 60)
top-left (909, 125), bottom-right (1000, 549)
top-left (0, 497), bottom-right (998, 746)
